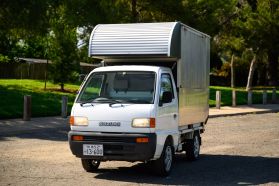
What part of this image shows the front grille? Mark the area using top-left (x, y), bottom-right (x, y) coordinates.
top-left (103, 144), bottom-right (135, 156)
top-left (82, 136), bottom-right (136, 143)
top-left (104, 145), bottom-right (123, 151)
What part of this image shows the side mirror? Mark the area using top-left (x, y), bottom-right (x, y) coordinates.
top-left (159, 91), bottom-right (173, 106)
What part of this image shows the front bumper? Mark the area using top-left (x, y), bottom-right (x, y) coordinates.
top-left (68, 131), bottom-right (156, 161)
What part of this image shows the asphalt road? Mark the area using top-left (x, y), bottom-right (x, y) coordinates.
top-left (0, 113), bottom-right (279, 186)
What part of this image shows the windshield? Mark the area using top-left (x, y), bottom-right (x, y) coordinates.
top-left (77, 71), bottom-right (156, 104)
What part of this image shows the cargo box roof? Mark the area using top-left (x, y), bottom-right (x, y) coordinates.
top-left (89, 22), bottom-right (181, 59)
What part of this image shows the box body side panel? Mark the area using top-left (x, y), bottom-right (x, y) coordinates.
top-left (178, 26), bottom-right (210, 126)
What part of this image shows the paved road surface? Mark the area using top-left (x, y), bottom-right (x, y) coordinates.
top-left (0, 113), bottom-right (279, 185)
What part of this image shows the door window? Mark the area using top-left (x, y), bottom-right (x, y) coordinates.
top-left (160, 74), bottom-right (174, 102)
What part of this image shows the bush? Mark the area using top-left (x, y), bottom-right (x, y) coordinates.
top-left (0, 54), bottom-right (11, 63)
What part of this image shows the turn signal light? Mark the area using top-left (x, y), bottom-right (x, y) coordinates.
top-left (136, 137), bottom-right (149, 143)
top-left (72, 135), bottom-right (84, 141)
top-left (150, 118), bottom-right (156, 128)
top-left (70, 116), bottom-right (74, 125)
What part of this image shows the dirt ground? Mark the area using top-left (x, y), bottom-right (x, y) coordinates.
top-left (0, 113), bottom-right (278, 185)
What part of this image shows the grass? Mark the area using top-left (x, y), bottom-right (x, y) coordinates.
top-left (0, 79), bottom-right (278, 119)
top-left (0, 79), bottom-right (80, 119)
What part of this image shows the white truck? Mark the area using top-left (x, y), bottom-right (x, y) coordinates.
top-left (69, 22), bottom-right (210, 176)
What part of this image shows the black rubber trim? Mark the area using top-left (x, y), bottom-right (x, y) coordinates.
top-left (68, 131), bottom-right (156, 161)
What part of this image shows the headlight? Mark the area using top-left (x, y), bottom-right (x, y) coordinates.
top-left (70, 116), bottom-right (88, 126)
top-left (132, 118), bottom-right (155, 128)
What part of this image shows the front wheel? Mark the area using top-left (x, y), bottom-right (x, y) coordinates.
top-left (81, 159), bottom-right (100, 172)
top-left (154, 139), bottom-right (174, 177)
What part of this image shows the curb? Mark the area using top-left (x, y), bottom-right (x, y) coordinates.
top-left (209, 109), bottom-right (279, 118)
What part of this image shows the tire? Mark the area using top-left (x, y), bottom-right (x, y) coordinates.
top-left (154, 139), bottom-right (174, 177)
top-left (81, 159), bottom-right (100, 172)
top-left (186, 132), bottom-right (200, 161)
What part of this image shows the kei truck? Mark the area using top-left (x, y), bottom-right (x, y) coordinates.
top-left (68, 22), bottom-right (210, 176)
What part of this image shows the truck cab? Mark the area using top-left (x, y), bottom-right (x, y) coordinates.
top-left (69, 65), bottom-right (179, 175)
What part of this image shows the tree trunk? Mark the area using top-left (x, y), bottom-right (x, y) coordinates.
top-left (267, 50), bottom-right (278, 86)
top-left (246, 55), bottom-right (257, 91)
top-left (60, 83), bottom-right (64, 91)
top-left (231, 54), bottom-right (235, 88)
top-left (44, 58), bottom-right (48, 90)
top-left (131, 0), bottom-right (137, 22)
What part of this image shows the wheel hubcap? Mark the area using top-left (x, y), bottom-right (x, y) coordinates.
top-left (91, 160), bottom-right (99, 167)
top-left (193, 136), bottom-right (200, 158)
top-left (164, 146), bottom-right (172, 171)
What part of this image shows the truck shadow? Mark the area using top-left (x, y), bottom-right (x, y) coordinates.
top-left (94, 154), bottom-right (279, 185)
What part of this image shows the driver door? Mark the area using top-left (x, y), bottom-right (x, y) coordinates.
top-left (157, 72), bottom-right (179, 131)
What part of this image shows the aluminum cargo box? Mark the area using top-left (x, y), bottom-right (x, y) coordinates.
top-left (89, 22), bottom-right (210, 126)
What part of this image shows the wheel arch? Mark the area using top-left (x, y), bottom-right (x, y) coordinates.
top-left (166, 135), bottom-right (176, 153)
top-left (166, 135), bottom-right (173, 145)
top-left (153, 133), bottom-right (176, 159)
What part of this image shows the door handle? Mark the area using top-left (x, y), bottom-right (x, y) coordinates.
top-left (173, 114), bottom-right (177, 119)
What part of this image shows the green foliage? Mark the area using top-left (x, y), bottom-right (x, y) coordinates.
top-left (0, 54), bottom-right (10, 63)
top-left (0, 0), bottom-right (278, 87)
top-left (0, 0), bottom-right (54, 59)
top-left (49, 5), bottom-right (80, 90)
top-left (12, 36), bottom-right (49, 59)
top-left (212, 0), bottom-right (279, 86)
top-left (232, 0), bottom-right (279, 85)
top-left (0, 0), bottom-right (50, 34)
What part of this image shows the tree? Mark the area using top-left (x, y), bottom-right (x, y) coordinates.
top-left (215, 0), bottom-right (279, 88)
top-left (49, 5), bottom-right (79, 91)
top-left (238, 0), bottom-right (279, 86)
top-left (1, 0), bottom-right (277, 88)
top-left (208, 1), bottom-right (246, 87)
top-left (262, 0), bottom-right (279, 86)
top-left (216, 34), bottom-right (245, 88)
top-left (0, 0), bottom-right (52, 58)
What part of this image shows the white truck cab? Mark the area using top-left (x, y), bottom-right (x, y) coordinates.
top-left (69, 22), bottom-right (210, 176)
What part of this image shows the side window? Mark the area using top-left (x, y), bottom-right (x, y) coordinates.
top-left (160, 73), bottom-right (174, 101)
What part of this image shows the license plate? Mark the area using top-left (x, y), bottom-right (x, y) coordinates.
top-left (83, 144), bottom-right (103, 156)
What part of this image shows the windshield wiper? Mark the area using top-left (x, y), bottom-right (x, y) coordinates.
top-left (81, 97), bottom-right (128, 107)
top-left (127, 99), bottom-right (151, 104)
top-left (94, 97), bottom-right (133, 106)
top-left (92, 97), bottom-right (112, 102)
top-left (108, 99), bottom-right (130, 107)
top-left (80, 101), bottom-right (95, 107)
top-left (80, 97), bottom-right (109, 107)
top-left (80, 97), bottom-right (147, 107)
